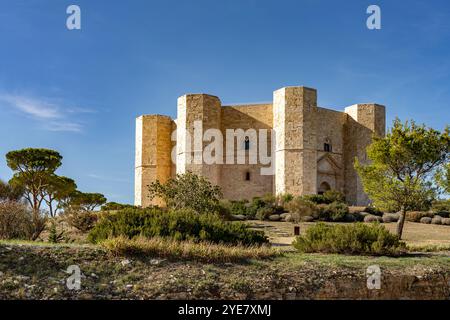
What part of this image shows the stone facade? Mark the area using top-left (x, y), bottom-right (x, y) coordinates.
top-left (135, 86), bottom-right (385, 207)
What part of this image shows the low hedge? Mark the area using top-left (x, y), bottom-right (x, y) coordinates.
top-left (88, 208), bottom-right (268, 246)
top-left (293, 222), bottom-right (406, 256)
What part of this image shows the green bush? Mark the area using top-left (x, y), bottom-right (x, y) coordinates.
top-left (285, 197), bottom-right (318, 222)
top-left (315, 202), bottom-right (349, 222)
top-left (88, 208), bottom-right (268, 246)
top-left (277, 193), bottom-right (294, 206)
top-left (302, 190), bottom-right (345, 205)
top-left (323, 190), bottom-right (346, 204)
top-left (364, 206), bottom-right (384, 217)
top-left (101, 202), bottom-right (138, 211)
top-left (431, 199), bottom-right (450, 217)
top-left (256, 207), bottom-right (276, 221)
top-left (303, 194), bottom-right (327, 204)
top-left (293, 222), bottom-right (406, 256)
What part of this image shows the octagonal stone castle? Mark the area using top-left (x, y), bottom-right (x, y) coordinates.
top-left (135, 86), bottom-right (385, 207)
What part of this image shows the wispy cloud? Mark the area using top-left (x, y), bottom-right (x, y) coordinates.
top-left (0, 93), bottom-right (93, 133)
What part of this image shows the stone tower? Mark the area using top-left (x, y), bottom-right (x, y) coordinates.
top-left (134, 115), bottom-right (173, 207)
top-left (176, 94), bottom-right (222, 186)
top-left (273, 87), bottom-right (318, 196)
top-left (344, 104), bottom-right (386, 205)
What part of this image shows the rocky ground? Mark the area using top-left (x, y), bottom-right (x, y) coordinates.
top-left (1, 243), bottom-right (449, 300)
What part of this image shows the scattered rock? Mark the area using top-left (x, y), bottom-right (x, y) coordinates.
top-left (280, 213), bottom-right (290, 219)
top-left (420, 217), bottom-right (432, 224)
top-left (268, 214), bottom-right (281, 221)
top-left (431, 216), bottom-right (442, 225)
top-left (125, 284), bottom-right (133, 290)
top-left (150, 259), bottom-right (165, 265)
top-left (231, 214), bottom-right (246, 221)
top-left (301, 216), bottom-right (314, 222)
top-left (364, 214), bottom-right (383, 223)
top-left (382, 213), bottom-right (400, 223)
top-left (121, 259), bottom-right (131, 267)
top-left (441, 218), bottom-right (450, 225)
top-left (285, 214), bottom-right (293, 222)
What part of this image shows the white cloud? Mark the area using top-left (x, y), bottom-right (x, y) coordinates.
top-left (0, 94), bottom-right (61, 119)
top-left (0, 93), bottom-right (91, 133)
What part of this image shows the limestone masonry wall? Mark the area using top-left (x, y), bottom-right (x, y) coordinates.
top-left (135, 86), bottom-right (386, 207)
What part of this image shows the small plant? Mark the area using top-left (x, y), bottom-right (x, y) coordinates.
top-left (293, 222), bottom-right (406, 256)
top-left (285, 197), bottom-right (318, 223)
top-left (322, 190), bottom-right (345, 204)
top-left (48, 220), bottom-right (66, 243)
top-left (256, 207), bottom-right (276, 221)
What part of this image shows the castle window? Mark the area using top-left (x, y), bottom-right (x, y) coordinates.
top-left (244, 136), bottom-right (250, 150)
top-left (324, 138), bottom-right (332, 152)
top-left (245, 171), bottom-right (251, 181)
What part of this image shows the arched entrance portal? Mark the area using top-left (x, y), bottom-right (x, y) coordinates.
top-left (318, 182), bottom-right (331, 195)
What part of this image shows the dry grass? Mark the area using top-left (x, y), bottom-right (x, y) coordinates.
top-left (100, 236), bottom-right (280, 263)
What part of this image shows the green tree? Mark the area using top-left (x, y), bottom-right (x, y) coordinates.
top-left (41, 175), bottom-right (77, 217)
top-left (69, 191), bottom-right (107, 211)
top-left (355, 119), bottom-right (449, 239)
top-left (0, 179), bottom-right (24, 202)
top-left (436, 163), bottom-right (450, 194)
top-left (6, 148), bottom-right (62, 213)
top-left (148, 171), bottom-right (223, 214)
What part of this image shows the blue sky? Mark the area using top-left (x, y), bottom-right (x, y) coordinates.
top-left (0, 0), bottom-right (449, 204)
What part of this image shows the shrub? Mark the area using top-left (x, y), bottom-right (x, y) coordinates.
top-left (101, 202), bottom-right (138, 211)
top-left (302, 190), bottom-right (345, 205)
top-left (0, 201), bottom-right (47, 240)
top-left (382, 213), bottom-right (400, 223)
top-left (322, 190), bottom-right (345, 204)
top-left (420, 217), bottom-right (432, 224)
top-left (276, 193), bottom-right (294, 206)
top-left (364, 214), bottom-right (384, 223)
top-left (0, 201), bottom-right (31, 239)
top-left (406, 211), bottom-right (434, 222)
top-left (364, 206), bottom-right (384, 217)
top-left (88, 208), bottom-right (268, 246)
top-left (293, 222), bottom-right (406, 256)
top-left (48, 220), bottom-right (67, 243)
top-left (148, 172), bottom-right (222, 214)
top-left (315, 202), bottom-right (349, 222)
top-left (65, 210), bottom-right (98, 232)
top-left (256, 207), bottom-right (277, 221)
top-left (286, 197), bottom-right (317, 217)
top-left (325, 202), bottom-right (348, 221)
top-left (101, 236), bottom-right (278, 263)
top-left (303, 194), bottom-right (327, 204)
top-left (431, 199), bottom-right (450, 215)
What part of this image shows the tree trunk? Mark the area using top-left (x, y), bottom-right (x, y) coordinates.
top-left (396, 208), bottom-right (406, 239)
